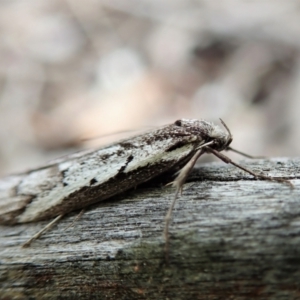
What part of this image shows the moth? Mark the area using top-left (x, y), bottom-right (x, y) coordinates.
top-left (0, 119), bottom-right (290, 249)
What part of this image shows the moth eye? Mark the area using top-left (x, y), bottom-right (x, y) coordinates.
top-left (174, 120), bottom-right (182, 126)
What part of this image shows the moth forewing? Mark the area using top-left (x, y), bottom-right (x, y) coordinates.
top-left (0, 119), bottom-right (208, 225)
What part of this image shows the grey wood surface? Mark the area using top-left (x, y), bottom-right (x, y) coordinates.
top-left (1, 158), bottom-right (300, 300)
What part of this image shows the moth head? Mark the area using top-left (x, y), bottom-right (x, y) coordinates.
top-left (173, 118), bottom-right (233, 151)
top-left (209, 118), bottom-right (233, 150)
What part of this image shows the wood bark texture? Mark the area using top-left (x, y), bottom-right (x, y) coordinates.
top-left (1, 158), bottom-right (300, 300)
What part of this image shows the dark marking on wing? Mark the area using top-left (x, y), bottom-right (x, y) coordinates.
top-left (90, 178), bottom-right (98, 185)
top-left (119, 142), bottom-right (138, 149)
top-left (174, 120), bottom-right (182, 126)
top-left (118, 155), bottom-right (134, 174)
top-left (101, 153), bottom-right (113, 161)
top-left (61, 170), bottom-right (69, 187)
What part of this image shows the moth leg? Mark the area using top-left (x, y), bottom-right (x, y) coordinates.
top-left (207, 147), bottom-right (293, 187)
top-left (22, 215), bottom-right (64, 248)
top-left (164, 149), bottom-right (205, 260)
top-left (226, 146), bottom-right (264, 159)
top-left (64, 209), bottom-right (85, 231)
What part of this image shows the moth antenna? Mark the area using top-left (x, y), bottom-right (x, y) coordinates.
top-left (207, 147), bottom-right (293, 188)
top-left (22, 215), bottom-right (64, 248)
top-left (195, 140), bottom-right (214, 151)
top-left (164, 189), bottom-right (180, 262)
top-left (64, 209), bottom-right (85, 231)
top-left (165, 141), bottom-right (213, 188)
top-left (164, 148), bottom-right (205, 261)
top-left (226, 146), bottom-right (265, 159)
top-left (219, 118), bottom-right (232, 140)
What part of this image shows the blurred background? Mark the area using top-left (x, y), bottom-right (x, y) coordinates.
top-left (1, 0), bottom-right (300, 176)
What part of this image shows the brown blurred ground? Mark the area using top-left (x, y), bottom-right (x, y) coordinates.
top-left (0, 0), bottom-right (299, 176)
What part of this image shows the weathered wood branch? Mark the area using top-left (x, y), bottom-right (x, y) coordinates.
top-left (1, 158), bottom-right (300, 299)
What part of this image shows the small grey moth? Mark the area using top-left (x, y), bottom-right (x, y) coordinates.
top-left (0, 119), bottom-right (291, 249)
